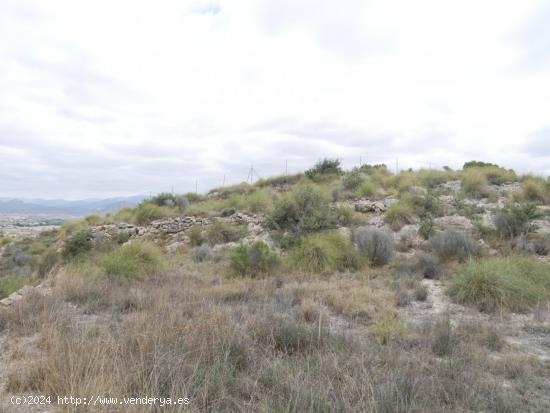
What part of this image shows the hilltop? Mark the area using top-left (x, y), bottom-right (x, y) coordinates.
top-left (1, 159), bottom-right (550, 412)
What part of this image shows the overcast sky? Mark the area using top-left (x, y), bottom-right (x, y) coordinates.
top-left (1, 0), bottom-right (549, 199)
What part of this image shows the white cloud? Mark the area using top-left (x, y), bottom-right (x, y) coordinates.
top-left (0, 0), bottom-right (549, 198)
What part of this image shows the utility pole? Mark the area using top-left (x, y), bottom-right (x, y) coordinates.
top-left (222, 174), bottom-right (226, 187)
top-left (195, 179), bottom-right (198, 194)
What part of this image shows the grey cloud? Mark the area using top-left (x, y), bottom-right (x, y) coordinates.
top-left (256, 0), bottom-right (385, 61)
top-left (523, 127), bottom-right (550, 157)
top-left (510, 3), bottom-right (550, 71)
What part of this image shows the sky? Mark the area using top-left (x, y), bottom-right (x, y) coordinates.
top-left (1, 0), bottom-right (549, 199)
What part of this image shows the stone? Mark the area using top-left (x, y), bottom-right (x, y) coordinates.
top-left (434, 215), bottom-right (477, 238)
top-left (165, 241), bottom-right (186, 253)
top-left (440, 180), bottom-right (461, 193)
top-left (354, 199), bottom-right (386, 213)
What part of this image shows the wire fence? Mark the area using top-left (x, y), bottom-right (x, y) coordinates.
top-left (157, 155), bottom-right (455, 196)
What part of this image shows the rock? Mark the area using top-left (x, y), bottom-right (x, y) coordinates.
top-left (337, 226), bottom-right (352, 240)
top-left (409, 186), bottom-right (427, 195)
top-left (440, 180), bottom-right (461, 193)
top-left (165, 241), bottom-right (186, 253)
top-left (434, 215), bottom-right (478, 238)
top-left (19, 285), bottom-right (35, 296)
top-left (221, 208), bottom-right (236, 217)
top-left (354, 199), bottom-right (386, 213)
top-left (532, 219), bottom-right (550, 236)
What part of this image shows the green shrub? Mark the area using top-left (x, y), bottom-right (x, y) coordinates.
top-left (463, 160), bottom-right (501, 169)
top-left (384, 202), bottom-right (415, 231)
top-left (292, 232), bottom-right (359, 273)
top-left (416, 252), bottom-right (441, 279)
top-left (334, 205), bottom-right (354, 226)
top-left (268, 185), bottom-right (333, 233)
top-left (404, 191), bottom-right (444, 218)
top-left (114, 230), bottom-right (131, 244)
top-left (493, 203), bottom-right (542, 239)
top-left (0, 236), bottom-right (12, 247)
top-left (255, 173), bottom-right (303, 188)
top-left (209, 182), bottom-right (254, 199)
top-left (354, 226), bottom-right (394, 266)
top-left (193, 243), bottom-right (213, 262)
top-left (133, 202), bottom-right (172, 225)
top-left (63, 229), bottom-right (93, 258)
top-left (342, 169), bottom-right (365, 190)
top-left (419, 214), bottom-right (435, 240)
top-left (84, 214), bottom-right (103, 226)
top-left (414, 169), bottom-right (456, 188)
top-left (0, 276), bottom-right (29, 299)
top-left (463, 162), bottom-right (516, 184)
top-left (229, 241), bottom-right (280, 277)
top-left (430, 230), bottom-right (478, 262)
top-left (461, 169), bottom-right (489, 198)
top-left (242, 190), bottom-right (274, 213)
top-left (519, 178), bottom-right (549, 203)
top-left (149, 193), bottom-right (189, 210)
top-left (112, 207), bottom-right (134, 223)
top-left (448, 256), bottom-right (550, 312)
top-left (304, 158), bottom-right (343, 180)
top-left (206, 220), bottom-right (246, 246)
top-left (26, 242), bottom-right (47, 255)
top-left (355, 179), bottom-right (379, 197)
top-left (188, 226), bottom-right (205, 246)
top-left (100, 241), bottom-right (165, 279)
top-left (38, 248), bottom-right (58, 277)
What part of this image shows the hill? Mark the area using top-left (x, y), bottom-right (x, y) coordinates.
top-left (1, 160), bottom-right (550, 412)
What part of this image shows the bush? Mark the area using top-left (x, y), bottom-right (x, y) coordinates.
top-left (38, 248), bottom-right (58, 277)
top-left (268, 185), bottom-right (333, 233)
top-left (206, 220), bottom-right (246, 246)
top-left (26, 242), bottom-right (47, 255)
top-left (100, 241), bottom-right (165, 279)
top-left (133, 202), bottom-right (172, 225)
top-left (493, 203), bottom-right (541, 239)
top-left (292, 232), bottom-right (360, 273)
top-left (84, 214), bottom-right (102, 226)
top-left (384, 202), bottom-right (415, 231)
top-left (63, 229), bottom-right (93, 258)
top-left (430, 230), bottom-right (478, 262)
top-left (463, 162), bottom-right (516, 184)
top-left (193, 243), bottom-right (213, 262)
top-left (112, 207), bottom-right (134, 223)
top-left (150, 193), bottom-right (189, 211)
top-left (188, 226), bottom-right (204, 246)
top-left (0, 276), bottom-right (29, 299)
top-left (519, 178), bottom-right (549, 203)
top-left (335, 205), bottom-right (354, 226)
top-left (356, 179), bottom-right (379, 197)
top-left (0, 236), bottom-right (12, 247)
top-left (448, 256), bottom-right (550, 312)
top-left (242, 190), bottom-right (273, 213)
top-left (431, 318), bottom-right (457, 356)
top-left (229, 241), bottom-right (280, 277)
top-left (416, 252), bottom-right (441, 279)
top-left (461, 169), bottom-right (489, 198)
top-left (342, 169), bottom-right (365, 190)
top-left (418, 214), bottom-right (435, 240)
top-left (304, 158), bottom-right (343, 180)
top-left (355, 226), bottom-right (394, 266)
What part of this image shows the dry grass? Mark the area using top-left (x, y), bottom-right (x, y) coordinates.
top-left (1, 252), bottom-right (549, 412)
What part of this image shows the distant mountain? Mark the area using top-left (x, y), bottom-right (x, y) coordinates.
top-left (0, 195), bottom-right (146, 216)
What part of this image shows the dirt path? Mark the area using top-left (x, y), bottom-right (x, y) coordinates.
top-left (399, 279), bottom-right (550, 361)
